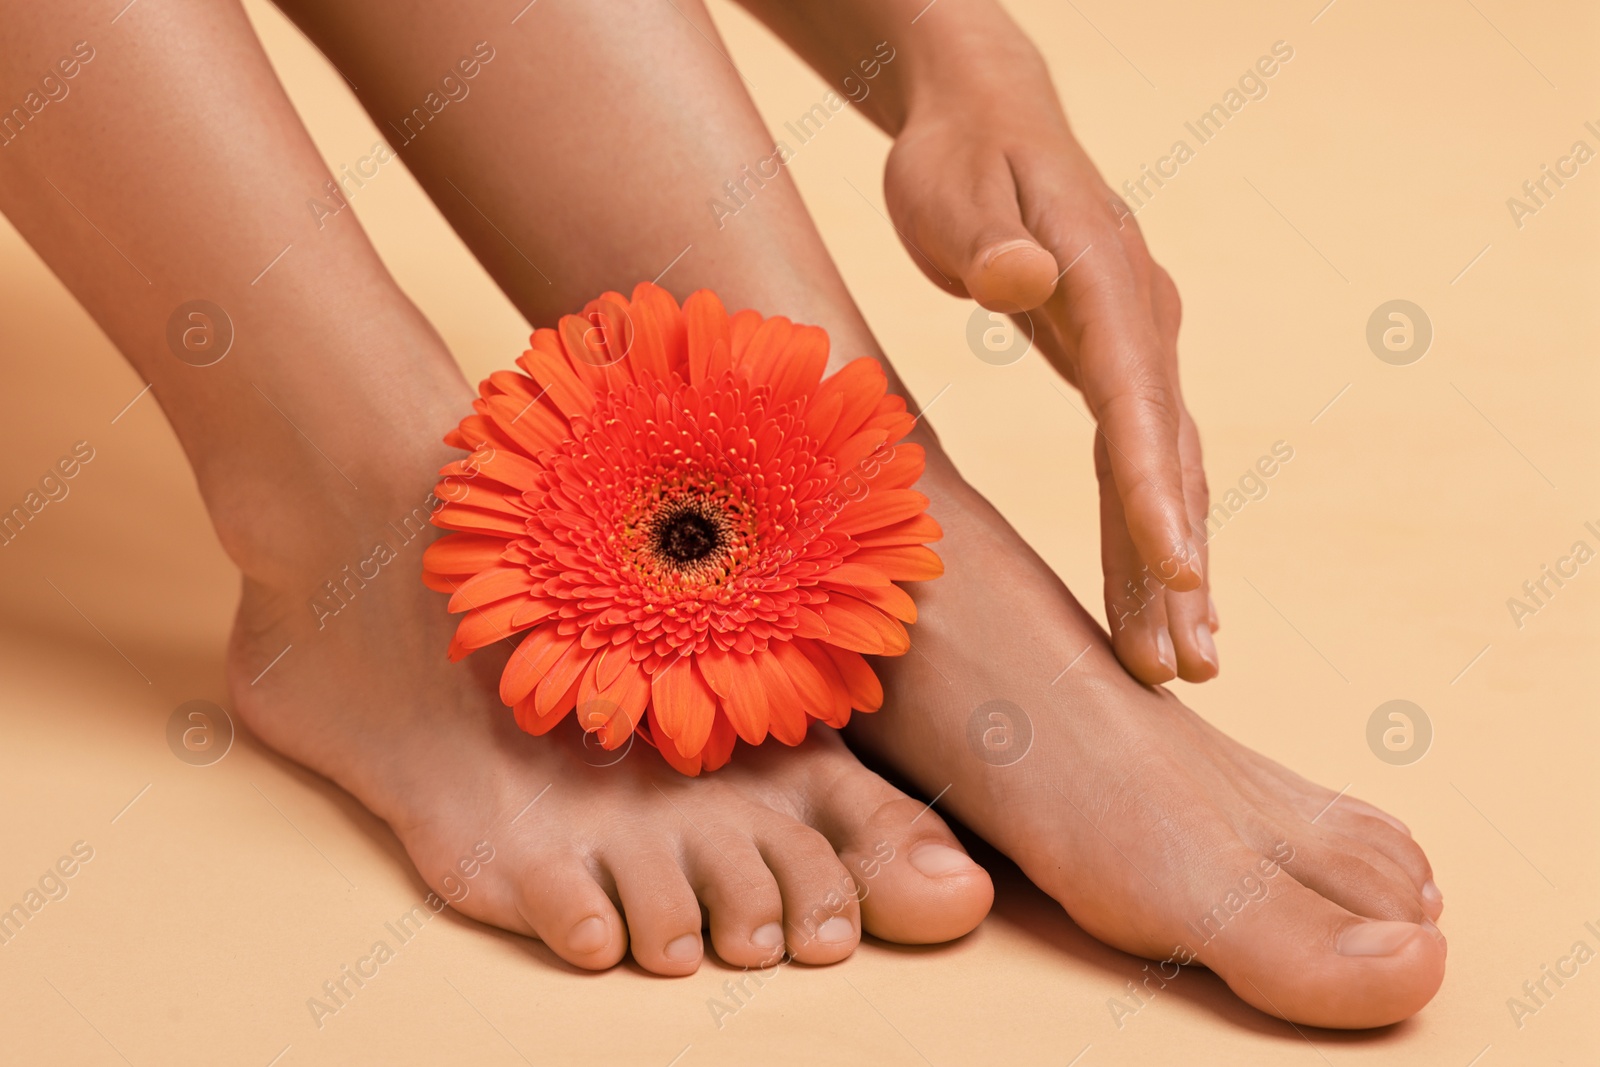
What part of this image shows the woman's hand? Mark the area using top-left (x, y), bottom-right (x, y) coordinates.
top-left (884, 77), bottom-right (1219, 683)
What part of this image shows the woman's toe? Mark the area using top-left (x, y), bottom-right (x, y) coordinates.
top-left (686, 834), bottom-right (788, 968)
top-left (1195, 846), bottom-right (1446, 1028)
top-left (755, 820), bottom-right (861, 964)
top-left (1282, 831), bottom-right (1430, 924)
top-left (607, 847), bottom-right (705, 975)
top-left (825, 791), bottom-right (993, 945)
top-left (513, 851), bottom-right (628, 970)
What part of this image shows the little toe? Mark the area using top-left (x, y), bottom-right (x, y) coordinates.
top-left (513, 853), bottom-right (628, 971)
top-left (607, 847), bottom-right (705, 976)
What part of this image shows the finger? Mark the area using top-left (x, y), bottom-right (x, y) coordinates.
top-left (1097, 435), bottom-right (1177, 683)
top-left (1149, 269), bottom-right (1216, 680)
top-left (1060, 235), bottom-right (1200, 592)
top-left (885, 147), bottom-right (1059, 313)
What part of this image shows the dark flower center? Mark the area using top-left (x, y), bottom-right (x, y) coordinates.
top-left (654, 509), bottom-right (721, 564)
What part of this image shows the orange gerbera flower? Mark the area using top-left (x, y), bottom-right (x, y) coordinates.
top-left (423, 282), bottom-right (941, 774)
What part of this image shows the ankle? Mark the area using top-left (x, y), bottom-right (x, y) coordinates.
top-left (202, 378), bottom-right (471, 587)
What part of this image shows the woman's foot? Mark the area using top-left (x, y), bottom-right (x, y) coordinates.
top-left (850, 462), bottom-right (1445, 1028)
top-left (225, 445), bottom-right (993, 975)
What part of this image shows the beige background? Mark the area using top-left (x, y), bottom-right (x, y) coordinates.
top-left (1, 0), bottom-right (1595, 1063)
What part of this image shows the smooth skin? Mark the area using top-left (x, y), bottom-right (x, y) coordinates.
top-left (0, 0), bottom-right (1446, 1027)
top-left (275, 0), bottom-right (1445, 1027)
top-left (0, 0), bottom-right (993, 975)
top-left (737, 0), bottom-right (1217, 684)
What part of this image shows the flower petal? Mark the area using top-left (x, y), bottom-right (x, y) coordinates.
top-left (822, 644), bottom-right (884, 712)
top-left (816, 595), bottom-right (909, 655)
top-left (845, 544), bottom-right (944, 582)
top-left (449, 566), bottom-right (533, 613)
top-left (534, 637), bottom-right (597, 716)
top-left (650, 654), bottom-right (717, 758)
top-left (449, 596), bottom-right (533, 658)
top-left (698, 646), bottom-right (769, 744)
top-left (701, 710), bottom-right (739, 771)
top-left (516, 331), bottom-right (594, 419)
top-left (848, 512), bottom-right (943, 548)
top-left (833, 489), bottom-right (930, 536)
top-left (754, 649), bottom-right (808, 746)
top-left (596, 658), bottom-right (651, 749)
top-left (795, 640), bottom-right (853, 726)
top-left (861, 442), bottom-right (925, 491)
top-left (645, 703), bottom-right (704, 776)
top-left (771, 640), bottom-right (838, 725)
top-left (815, 358), bottom-right (886, 453)
top-left (501, 626), bottom-right (577, 706)
top-left (424, 533), bottom-right (509, 582)
top-left (684, 289), bottom-right (731, 385)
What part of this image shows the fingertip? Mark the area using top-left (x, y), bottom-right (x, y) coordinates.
top-left (968, 239), bottom-right (1058, 313)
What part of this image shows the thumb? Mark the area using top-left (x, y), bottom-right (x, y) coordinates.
top-left (965, 233), bottom-right (1059, 314)
top-left (887, 149), bottom-right (1059, 313)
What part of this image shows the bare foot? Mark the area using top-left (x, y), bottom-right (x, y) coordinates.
top-left (850, 464), bottom-right (1445, 1028)
top-left (225, 437), bottom-right (992, 975)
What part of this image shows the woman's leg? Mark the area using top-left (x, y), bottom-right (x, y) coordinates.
top-left (280, 0), bottom-right (1445, 1026)
top-left (0, 0), bottom-right (991, 975)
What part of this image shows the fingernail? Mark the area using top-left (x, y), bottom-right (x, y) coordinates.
top-left (816, 917), bottom-right (855, 944)
top-left (664, 933), bottom-right (702, 962)
top-left (1193, 624), bottom-right (1218, 669)
top-left (752, 922), bottom-right (784, 949)
top-left (1421, 880), bottom-right (1442, 906)
top-left (1336, 920), bottom-right (1423, 957)
top-left (981, 237), bottom-right (1044, 267)
top-left (1155, 630), bottom-right (1176, 673)
top-left (910, 843), bottom-right (976, 877)
top-left (568, 915), bottom-right (610, 954)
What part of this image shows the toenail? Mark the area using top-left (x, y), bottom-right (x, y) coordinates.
top-left (1193, 624), bottom-right (1218, 668)
top-left (664, 933), bottom-right (702, 963)
top-left (1155, 630), bottom-right (1176, 672)
top-left (752, 922), bottom-right (784, 949)
top-left (1421, 880), bottom-right (1442, 905)
top-left (910, 843), bottom-right (977, 877)
top-left (816, 917), bottom-right (854, 944)
top-left (568, 916), bottom-right (610, 954)
top-left (1336, 920), bottom-right (1423, 957)
top-left (1421, 917), bottom-right (1445, 942)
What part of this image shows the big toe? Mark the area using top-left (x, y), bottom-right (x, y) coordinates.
top-left (818, 776), bottom-right (994, 945)
top-left (1196, 849), bottom-right (1446, 1028)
